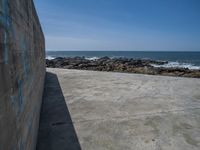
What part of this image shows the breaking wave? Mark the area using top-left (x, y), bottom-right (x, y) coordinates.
top-left (46, 56), bottom-right (55, 60)
top-left (151, 61), bottom-right (200, 70)
top-left (85, 57), bottom-right (99, 60)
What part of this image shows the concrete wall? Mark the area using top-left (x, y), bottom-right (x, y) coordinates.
top-left (0, 0), bottom-right (45, 149)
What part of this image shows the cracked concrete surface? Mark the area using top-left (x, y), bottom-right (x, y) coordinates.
top-left (37, 68), bottom-right (200, 150)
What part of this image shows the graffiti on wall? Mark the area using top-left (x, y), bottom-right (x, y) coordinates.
top-left (0, 0), bottom-right (11, 64)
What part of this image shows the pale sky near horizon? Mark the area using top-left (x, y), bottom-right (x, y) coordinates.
top-left (34, 0), bottom-right (200, 51)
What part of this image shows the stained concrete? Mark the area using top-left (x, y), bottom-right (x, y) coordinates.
top-left (0, 0), bottom-right (45, 149)
top-left (37, 68), bottom-right (200, 150)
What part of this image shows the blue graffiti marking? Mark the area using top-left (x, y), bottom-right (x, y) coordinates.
top-left (17, 79), bottom-right (24, 115)
top-left (0, 0), bottom-right (11, 64)
top-left (19, 139), bottom-right (25, 150)
top-left (4, 30), bottom-right (8, 64)
top-left (0, 0), bottom-right (10, 28)
top-left (20, 35), bottom-right (30, 80)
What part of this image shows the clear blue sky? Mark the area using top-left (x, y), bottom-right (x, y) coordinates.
top-left (34, 0), bottom-right (200, 51)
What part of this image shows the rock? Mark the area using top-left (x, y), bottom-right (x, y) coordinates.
top-left (99, 56), bottom-right (110, 60)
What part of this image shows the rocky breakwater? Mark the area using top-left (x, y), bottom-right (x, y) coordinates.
top-left (46, 57), bottom-right (200, 78)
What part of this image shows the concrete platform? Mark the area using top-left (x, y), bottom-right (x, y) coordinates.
top-left (37, 68), bottom-right (200, 150)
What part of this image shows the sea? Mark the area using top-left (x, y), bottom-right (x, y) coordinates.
top-left (46, 51), bottom-right (200, 70)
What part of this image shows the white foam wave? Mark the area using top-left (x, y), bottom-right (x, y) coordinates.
top-left (151, 62), bottom-right (200, 70)
top-left (85, 57), bottom-right (99, 60)
top-left (46, 56), bottom-right (55, 60)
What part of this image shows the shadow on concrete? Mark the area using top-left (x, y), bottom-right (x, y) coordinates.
top-left (36, 72), bottom-right (82, 150)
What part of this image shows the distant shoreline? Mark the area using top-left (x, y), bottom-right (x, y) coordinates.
top-left (46, 56), bottom-right (200, 78)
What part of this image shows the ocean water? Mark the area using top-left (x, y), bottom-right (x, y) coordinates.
top-left (46, 51), bottom-right (200, 70)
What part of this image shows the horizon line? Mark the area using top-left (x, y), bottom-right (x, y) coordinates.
top-left (46, 50), bottom-right (200, 52)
